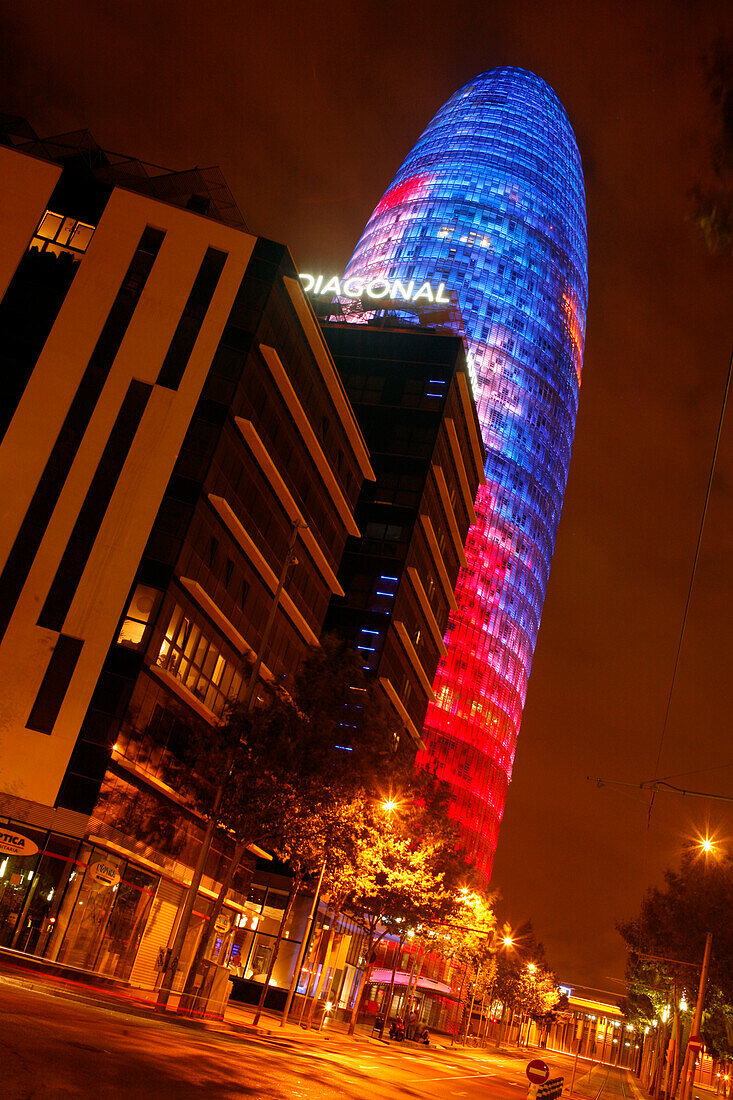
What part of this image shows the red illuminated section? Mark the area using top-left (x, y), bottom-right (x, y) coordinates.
top-left (373, 174), bottom-right (431, 217)
top-left (417, 480), bottom-right (531, 878)
top-left (563, 288), bottom-right (584, 387)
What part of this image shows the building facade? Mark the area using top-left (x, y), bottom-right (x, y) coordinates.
top-left (341, 68), bottom-right (589, 875)
top-left (322, 322), bottom-right (484, 747)
top-left (0, 126), bottom-right (373, 986)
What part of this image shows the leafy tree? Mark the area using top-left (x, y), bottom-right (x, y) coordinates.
top-left (618, 850), bottom-right (733, 1095)
top-left (342, 774), bottom-right (472, 1035)
top-left (490, 921), bottom-right (559, 1045)
top-left (180, 635), bottom-right (406, 1014)
top-left (689, 39), bottom-right (733, 253)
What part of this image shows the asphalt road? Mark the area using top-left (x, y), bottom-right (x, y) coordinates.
top-left (0, 981), bottom-right (539, 1099)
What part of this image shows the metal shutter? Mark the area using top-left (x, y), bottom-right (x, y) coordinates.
top-left (129, 878), bottom-right (182, 990)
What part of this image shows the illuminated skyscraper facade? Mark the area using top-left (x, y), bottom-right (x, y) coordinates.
top-left (344, 67), bottom-right (588, 876)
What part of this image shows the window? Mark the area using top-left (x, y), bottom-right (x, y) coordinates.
top-left (239, 579), bottom-right (249, 610)
top-left (117, 584), bottom-right (161, 648)
top-left (30, 210), bottom-right (95, 259)
top-left (157, 604), bottom-right (243, 716)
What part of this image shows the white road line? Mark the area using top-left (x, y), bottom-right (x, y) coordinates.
top-left (416, 1071), bottom-right (502, 1082)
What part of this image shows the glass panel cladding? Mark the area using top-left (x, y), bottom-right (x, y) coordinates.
top-left (343, 68), bottom-right (588, 876)
top-left (157, 603), bottom-right (243, 715)
top-left (156, 247), bottom-right (228, 390)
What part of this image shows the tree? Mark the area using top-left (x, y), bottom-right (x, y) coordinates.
top-left (341, 773), bottom-right (472, 1036)
top-left (490, 922), bottom-right (559, 1046)
top-left (427, 887), bottom-right (499, 1040)
top-left (689, 39), bottom-right (733, 253)
top-left (618, 851), bottom-right (733, 1097)
top-left (179, 635), bottom-right (404, 1015)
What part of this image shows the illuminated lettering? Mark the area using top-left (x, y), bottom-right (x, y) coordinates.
top-left (390, 280), bottom-right (415, 301)
top-left (342, 277), bottom-right (364, 298)
top-left (298, 273), bottom-right (450, 305)
top-left (413, 282), bottom-right (435, 302)
top-left (366, 279), bottom-right (391, 299)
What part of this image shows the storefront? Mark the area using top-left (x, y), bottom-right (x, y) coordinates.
top-left (0, 819), bottom-right (162, 981)
top-left (0, 821), bottom-right (83, 958)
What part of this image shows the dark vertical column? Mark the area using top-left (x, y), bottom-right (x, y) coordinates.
top-left (0, 226), bottom-right (164, 644)
top-left (38, 381), bottom-right (153, 631)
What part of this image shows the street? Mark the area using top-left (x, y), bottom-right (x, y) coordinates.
top-left (0, 981), bottom-right (542, 1099)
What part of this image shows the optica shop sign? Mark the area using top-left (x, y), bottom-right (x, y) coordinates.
top-left (90, 861), bottom-right (121, 887)
top-left (0, 828), bottom-right (39, 857)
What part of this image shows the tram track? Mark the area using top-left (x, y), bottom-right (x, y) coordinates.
top-left (588, 1063), bottom-right (631, 1099)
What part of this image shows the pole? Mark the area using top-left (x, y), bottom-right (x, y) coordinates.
top-left (464, 964), bottom-right (480, 1044)
top-left (680, 931), bottom-right (713, 1100)
top-left (281, 858), bottom-right (326, 1025)
top-left (156, 521), bottom-right (301, 1010)
top-left (451, 960), bottom-right (469, 1047)
top-left (382, 934), bottom-right (407, 1034)
top-left (570, 1016), bottom-right (584, 1096)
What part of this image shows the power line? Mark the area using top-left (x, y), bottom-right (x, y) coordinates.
top-left (648, 348), bottom-right (733, 826)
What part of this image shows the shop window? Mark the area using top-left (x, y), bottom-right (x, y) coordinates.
top-left (0, 821), bottom-right (47, 949)
top-left (54, 847), bottom-right (157, 980)
top-left (117, 584), bottom-right (161, 648)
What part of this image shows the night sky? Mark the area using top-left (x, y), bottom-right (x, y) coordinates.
top-left (4, 2), bottom-right (731, 995)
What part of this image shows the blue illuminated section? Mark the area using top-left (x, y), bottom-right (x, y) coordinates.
top-left (343, 68), bottom-right (588, 877)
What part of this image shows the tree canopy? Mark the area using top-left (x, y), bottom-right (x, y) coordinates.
top-left (618, 850), bottom-right (733, 1059)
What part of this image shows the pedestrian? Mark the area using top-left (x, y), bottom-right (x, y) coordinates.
top-left (407, 1008), bottom-right (418, 1040)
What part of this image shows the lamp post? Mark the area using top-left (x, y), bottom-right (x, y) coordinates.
top-left (156, 520), bottom-right (302, 1011)
top-left (465, 931), bottom-right (513, 1046)
top-left (680, 932), bottom-right (713, 1100)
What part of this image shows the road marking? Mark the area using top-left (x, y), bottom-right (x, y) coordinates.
top-left (416, 1071), bottom-right (504, 1082)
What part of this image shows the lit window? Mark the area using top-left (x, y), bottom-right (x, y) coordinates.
top-left (157, 604), bottom-right (242, 715)
top-left (117, 585), bottom-right (160, 648)
top-left (29, 209), bottom-right (95, 259)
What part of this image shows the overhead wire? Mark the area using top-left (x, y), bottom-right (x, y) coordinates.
top-left (647, 349), bottom-right (733, 831)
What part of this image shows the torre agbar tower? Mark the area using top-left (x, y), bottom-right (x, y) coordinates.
top-left (344, 68), bottom-right (588, 876)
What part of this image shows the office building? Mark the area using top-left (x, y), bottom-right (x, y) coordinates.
top-left (322, 321), bottom-right (484, 747)
top-left (342, 68), bottom-right (589, 874)
top-left (0, 122), bottom-right (372, 983)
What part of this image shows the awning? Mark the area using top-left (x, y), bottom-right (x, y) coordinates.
top-left (369, 969), bottom-right (453, 997)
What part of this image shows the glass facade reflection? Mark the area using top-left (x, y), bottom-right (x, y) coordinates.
top-left (343, 68), bottom-right (588, 875)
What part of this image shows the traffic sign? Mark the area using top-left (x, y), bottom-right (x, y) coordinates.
top-left (526, 1059), bottom-right (550, 1084)
top-left (688, 1035), bottom-right (703, 1053)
